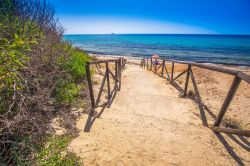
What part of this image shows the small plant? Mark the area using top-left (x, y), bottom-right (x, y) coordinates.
top-left (64, 46), bottom-right (90, 82)
top-left (53, 45), bottom-right (91, 104)
top-left (54, 81), bottom-right (80, 104)
top-left (36, 135), bottom-right (81, 166)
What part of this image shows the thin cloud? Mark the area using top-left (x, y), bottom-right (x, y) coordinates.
top-left (61, 16), bottom-right (214, 34)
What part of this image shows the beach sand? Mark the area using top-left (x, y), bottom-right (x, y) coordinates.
top-left (90, 54), bottom-right (250, 128)
top-left (69, 55), bottom-right (250, 165)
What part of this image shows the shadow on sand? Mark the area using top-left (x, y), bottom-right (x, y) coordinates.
top-left (171, 80), bottom-right (250, 165)
top-left (83, 104), bottom-right (107, 132)
top-left (84, 86), bottom-right (118, 132)
top-left (83, 69), bottom-right (249, 165)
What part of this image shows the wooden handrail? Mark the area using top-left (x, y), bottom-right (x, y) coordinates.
top-left (163, 59), bottom-right (239, 75)
top-left (141, 57), bottom-right (250, 83)
top-left (86, 58), bottom-right (126, 115)
top-left (140, 57), bottom-right (250, 136)
top-left (237, 71), bottom-right (250, 84)
top-left (88, 59), bottom-right (121, 64)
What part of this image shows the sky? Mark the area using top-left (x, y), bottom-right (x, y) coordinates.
top-left (50, 0), bottom-right (250, 34)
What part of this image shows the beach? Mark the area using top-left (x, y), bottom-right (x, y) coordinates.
top-left (90, 54), bottom-right (250, 128)
top-left (2, 0), bottom-right (250, 165)
top-left (68, 54), bottom-right (250, 165)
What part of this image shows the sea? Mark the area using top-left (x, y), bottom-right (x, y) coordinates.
top-left (64, 34), bottom-right (250, 66)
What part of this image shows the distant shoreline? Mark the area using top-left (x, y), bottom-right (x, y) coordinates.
top-left (64, 34), bottom-right (250, 67)
top-left (64, 34), bottom-right (250, 36)
top-left (88, 53), bottom-right (250, 70)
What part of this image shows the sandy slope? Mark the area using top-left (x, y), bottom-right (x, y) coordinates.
top-left (69, 63), bottom-right (250, 165)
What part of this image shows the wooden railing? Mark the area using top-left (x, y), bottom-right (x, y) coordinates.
top-left (141, 58), bottom-right (250, 137)
top-left (86, 58), bottom-right (126, 115)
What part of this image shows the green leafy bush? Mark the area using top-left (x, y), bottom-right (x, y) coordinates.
top-left (36, 136), bottom-right (81, 166)
top-left (53, 44), bottom-right (90, 104)
top-left (54, 81), bottom-right (80, 104)
top-left (0, 0), bottom-right (89, 165)
top-left (0, 14), bottom-right (41, 113)
top-left (64, 46), bottom-right (90, 81)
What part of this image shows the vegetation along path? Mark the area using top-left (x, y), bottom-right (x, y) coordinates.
top-left (69, 62), bottom-right (250, 165)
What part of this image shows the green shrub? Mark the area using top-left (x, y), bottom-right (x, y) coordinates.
top-left (53, 44), bottom-right (90, 104)
top-left (0, 0), bottom-right (90, 164)
top-left (64, 47), bottom-right (90, 82)
top-left (54, 81), bottom-right (80, 104)
top-left (0, 14), bottom-right (41, 113)
top-left (36, 136), bottom-right (81, 166)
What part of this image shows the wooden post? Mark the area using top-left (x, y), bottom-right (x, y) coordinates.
top-left (171, 62), bottom-right (174, 82)
top-left (190, 69), bottom-right (208, 126)
top-left (150, 58), bottom-right (153, 70)
top-left (213, 76), bottom-right (241, 127)
top-left (122, 58), bottom-right (125, 68)
top-left (118, 58), bottom-right (122, 91)
top-left (95, 74), bottom-right (107, 107)
top-left (183, 65), bottom-right (191, 96)
top-left (115, 61), bottom-right (118, 77)
top-left (106, 62), bottom-right (111, 107)
top-left (86, 62), bottom-right (95, 114)
top-left (165, 64), bottom-right (171, 81)
top-left (115, 61), bottom-right (118, 89)
top-left (161, 60), bottom-right (165, 77)
top-left (147, 58), bottom-right (149, 69)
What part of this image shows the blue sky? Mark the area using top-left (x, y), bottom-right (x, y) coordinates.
top-left (51, 0), bottom-right (250, 34)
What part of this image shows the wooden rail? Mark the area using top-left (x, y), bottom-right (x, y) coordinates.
top-left (86, 58), bottom-right (126, 115)
top-left (141, 58), bottom-right (250, 137)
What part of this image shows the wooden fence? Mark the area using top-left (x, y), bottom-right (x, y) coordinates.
top-left (86, 58), bottom-right (126, 115)
top-left (141, 58), bottom-right (250, 137)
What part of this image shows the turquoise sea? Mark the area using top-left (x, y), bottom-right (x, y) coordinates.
top-left (64, 34), bottom-right (250, 66)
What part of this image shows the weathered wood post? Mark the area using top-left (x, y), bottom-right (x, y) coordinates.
top-left (183, 65), bottom-right (191, 96)
top-left (190, 69), bottom-right (208, 126)
top-left (150, 58), bottom-right (153, 70)
top-left (118, 58), bottom-right (122, 91)
top-left (161, 60), bottom-right (165, 77)
top-left (147, 58), bottom-right (149, 69)
top-left (122, 58), bottom-right (125, 68)
top-left (213, 76), bottom-right (241, 127)
top-left (115, 61), bottom-right (118, 89)
top-left (106, 62), bottom-right (111, 107)
top-left (115, 61), bottom-right (118, 78)
top-left (171, 62), bottom-right (175, 82)
top-left (86, 62), bottom-right (95, 114)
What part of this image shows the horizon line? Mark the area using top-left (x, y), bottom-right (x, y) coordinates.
top-left (64, 33), bottom-right (250, 36)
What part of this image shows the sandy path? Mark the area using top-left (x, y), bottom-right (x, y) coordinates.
top-left (69, 63), bottom-right (250, 166)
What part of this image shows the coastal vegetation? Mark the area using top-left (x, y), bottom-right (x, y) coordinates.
top-left (0, 0), bottom-right (90, 164)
